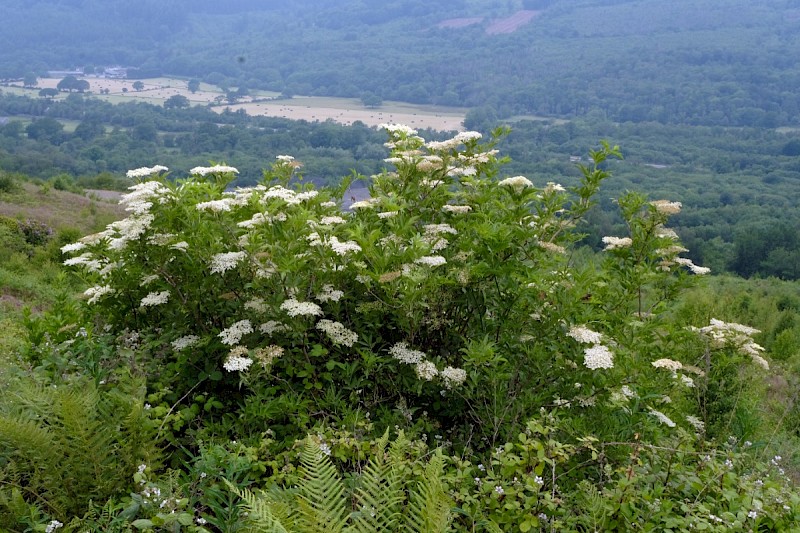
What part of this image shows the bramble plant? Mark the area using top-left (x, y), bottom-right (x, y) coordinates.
top-left (25, 124), bottom-right (796, 530)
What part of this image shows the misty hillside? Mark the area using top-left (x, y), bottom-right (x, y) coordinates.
top-left (3, 0), bottom-right (800, 126)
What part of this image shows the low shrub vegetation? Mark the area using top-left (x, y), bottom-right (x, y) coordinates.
top-left (1, 126), bottom-right (799, 531)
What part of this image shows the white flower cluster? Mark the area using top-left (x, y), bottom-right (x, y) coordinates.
top-left (126, 165), bottom-right (168, 179)
top-left (380, 123), bottom-right (418, 136)
top-left (328, 236), bottom-right (362, 256)
top-left (45, 520), bottom-right (64, 533)
top-left (602, 236), bottom-right (633, 250)
top-left (319, 215), bottom-right (346, 225)
top-left (567, 325), bottom-right (603, 345)
top-left (672, 257), bottom-right (711, 275)
top-left (223, 353), bottom-right (253, 372)
top-left (349, 198), bottom-right (380, 210)
top-left (414, 255), bottom-right (447, 267)
top-left (64, 252), bottom-right (103, 272)
top-left (442, 204), bottom-right (472, 214)
top-left (648, 408), bottom-right (676, 427)
top-left (652, 358), bottom-right (683, 371)
top-left (60, 241), bottom-right (87, 254)
top-left (498, 175), bottom-right (533, 191)
top-left (686, 415), bottom-right (705, 432)
top-left (693, 319), bottom-right (768, 369)
top-left (262, 185), bottom-right (318, 205)
top-left (140, 290), bottom-right (170, 307)
top-left (441, 366), bottom-right (467, 389)
top-left (280, 298), bottom-right (323, 317)
top-left (190, 165), bottom-right (239, 176)
top-left (210, 251), bottom-right (247, 274)
top-left (389, 342), bottom-right (426, 364)
top-left (259, 320), bottom-right (289, 335)
top-left (583, 344), bottom-right (614, 370)
top-left (172, 335), bottom-right (200, 351)
top-left (84, 285), bottom-right (114, 304)
top-left (315, 284), bottom-right (344, 303)
top-left (276, 155), bottom-right (295, 162)
top-left (254, 345), bottom-right (284, 367)
top-left (219, 319), bottom-right (253, 346)
top-left (316, 319), bottom-right (358, 347)
top-left (415, 360), bottom-right (439, 381)
top-left (650, 200), bottom-right (682, 215)
top-left (196, 198), bottom-right (234, 212)
top-left (105, 214), bottom-right (155, 250)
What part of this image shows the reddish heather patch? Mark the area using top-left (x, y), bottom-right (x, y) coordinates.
top-left (486, 10), bottom-right (540, 35)
top-left (437, 17), bottom-right (484, 29)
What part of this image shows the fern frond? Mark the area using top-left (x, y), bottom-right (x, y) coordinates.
top-left (228, 483), bottom-right (292, 533)
top-left (350, 429), bottom-right (404, 532)
top-left (296, 438), bottom-right (349, 533)
top-left (406, 452), bottom-right (452, 533)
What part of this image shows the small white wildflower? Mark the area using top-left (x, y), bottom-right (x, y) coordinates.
top-left (648, 408), bottom-right (676, 428)
top-left (315, 284), bottom-right (344, 303)
top-left (126, 165), bottom-right (168, 179)
top-left (218, 320), bottom-right (253, 346)
top-left (276, 155), bottom-right (295, 162)
top-left (190, 165), bottom-right (239, 176)
top-left (196, 199), bottom-right (234, 212)
top-left (316, 319), bottom-right (358, 347)
top-left (534, 476), bottom-right (544, 486)
top-left (415, 360), bottom-right (439, 381)
top-left (442, 204), bottom-right (472, 214)
top-left (319, 215), bottom-right (346, 225)
top-left (568, 325), bottom-right (603, 344)
top-left (494, 485), bottom-right (504, 496)
top-left (172, 335), bottom-right (200, 351)
top-left (389, 342), bottom-right (426, 365)
top-left (583, 344), bottom-right (614, 369)
top-left (196, 517), bottom-right (208, 525)
top-left (328, 236), bottom-right (362, 256)
top-left (60, 241), bottom-right (87, 253)
top-left (414, 255), bottom-right (447, 267)
top-left (140, 290), bottom-right (170, 307)
top-left (652, 358), bottom-right (683, 371)
top-left (45, 520), bottom-right (63, 532)
top-left (441, 366), bottom-right (467, 389)
top-left (84, 285), bottom-right (114, 304)
top-left (602, 236), bottom-right (633, 250)
top-left (650, 199), bottom-right (681, 215)
top-left (498, 175), bottom-right (533, 190)
top-left (686, 415), bottom-right (705, 432)
top-left (210, 251), bottom-right (247, 274)
top-left (280, 298), bottom-right (323, 317)
top-left (748, 510), bottom-right (757, 519)
top-left (223, 354), bottom-right (253, 372)
top-left (318, 442), bottom-right (332, 456)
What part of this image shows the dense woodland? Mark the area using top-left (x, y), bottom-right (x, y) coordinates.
top-left (3, 0), bottom-right (800, 127)
top-left (1, 90), bottom-right (799, 280)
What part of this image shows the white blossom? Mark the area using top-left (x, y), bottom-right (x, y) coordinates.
top-left (280, 298), bottom-right (323, 317)
top-left (648, 408), bottom-right (676, 427)
top-left (219, 320), bottom-right (253, 346)
top-left (328, 236), bottom-right (362, 256)
top-left (84, 285), bottom-right (114, 304)
top-left (389, 342), bottom-right (426, 365)
top-left (210, 251), bottom-right (247, 274)
top-left (652, 358), bottom-right (683, 371)
top-left (415, 360), bottom-right (439, 381)
top-left (567, 325), bottom-right (603, 344)
top-left (172, 335), bottom-right (200, 351)
top-left (140, 290), bottom-right (170, 307)
top-left (190, 165), bottom-right (239, 176)
top-left (316, 319), bottom-right (358, 347)
top-left (126, 165), bottom-right (168, 179)
top-left (441, 366), bottom-right (467, 389)
top-left (60, 241), bottom-right (86, 253)
top-left (498, 175), bottom-right (533, 190)
top-left (583, 344), bottom-right (614, 369)
top-left (650, 200), bottom-right (682, 215)
top-left (602, 236), bottom-right (633, 250)
top-left (315, 284), bottom-right (344, 303)
top-left (414, 255), bottom-right (447, 267)
top-left (443, 204), bottom-right (472, 214)
top-left (223, 354), bottom-right (253, 372)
